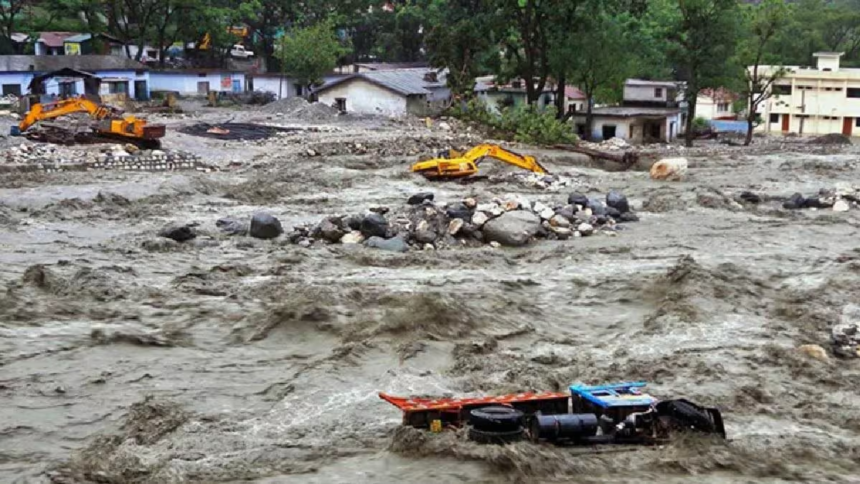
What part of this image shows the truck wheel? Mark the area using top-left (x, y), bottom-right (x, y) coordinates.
top-left (468, 426), bottom-right (524, 445)
top-left (468, 406), bottom-right (524, 432)
top-left (657, 399), bottom-right (715, 433)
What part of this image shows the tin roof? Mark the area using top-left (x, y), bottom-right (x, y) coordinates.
top-left (316, 68), bottom-right (446, 97)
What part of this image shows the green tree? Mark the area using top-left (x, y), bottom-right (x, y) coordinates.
top-left (278, 19), bottom-right (350, 96)
top-left (422, 0), bottom-right (497, 101)
top-left (651, 0), bottom-right (742, 147)
top-left (738, 0), bottom-right (790, 146)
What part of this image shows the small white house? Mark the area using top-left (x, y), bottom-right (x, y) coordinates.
top-left (149, 70), bottom-right (246, 95)
top-left (696, 88), bottom-right (738, 120)
top-left (474, 76), bottom-right (556, 113)
top-left (314, 68), bottom-right (449, 117)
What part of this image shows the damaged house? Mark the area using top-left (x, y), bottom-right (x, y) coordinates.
top-left (314, 68), bottom-right (450, 117)
top-left (570, 79), bottom-right (685, 143)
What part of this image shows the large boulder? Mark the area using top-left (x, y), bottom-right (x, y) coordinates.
top-left (366, 236), bottom-right (409, 252)
top-left (158, 223), bottom-right (197, 242)
top-left (407, 192), bottom-right (434, 205)
top-left (606, 190), bottom-right (630, 213)
top-left (316, 218), bottom-right (345, 243)
top-left (446, 202), bottom-right (472, 220)
top-left (588, 198), bottom-right (607, 216)
top-left (249, 212), bottom-right (283, 239)
top-left (360, 213), bottom-right (389, 238)
top-left (482, 210), bottom-right (541, 247)
top-left (568, 192), bottom-right (589, 208)
top-left (216, 217), bottom-right (248, 236)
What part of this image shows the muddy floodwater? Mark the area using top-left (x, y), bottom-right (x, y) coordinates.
top-left (2, 114), bottom-right (860, 483)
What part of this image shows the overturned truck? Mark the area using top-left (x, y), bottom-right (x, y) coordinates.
top-left (381, 381), bottom-right (725, 446)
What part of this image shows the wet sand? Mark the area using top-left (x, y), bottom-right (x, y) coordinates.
top-left (2, 114), bottom-right (860, 483)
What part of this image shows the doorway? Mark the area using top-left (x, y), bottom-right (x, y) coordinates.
top-left (134, 80), bottom-right (148, 101)
top-left (197, 81), bottom-right (209, 94)
top-left (843, 117), bottom-right (853, 136)
top-left (781, 114), bottom-right (790, 132)
top-left (601, 125), bottom-right (617, 140)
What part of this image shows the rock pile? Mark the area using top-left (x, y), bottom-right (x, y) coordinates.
top-left (299, 135), bottom-right (479, 158)
top-left (580, 137), bottom-right (630, 151)
top-left (832, 322), bottom-right (860, 358)
top-left (782, 183), bottom-right (860, 211)
top-left (489, 172), bottom-right (576, 191)
top-left (0, 142), bottom-right (212, 173)
top-left (286, 190), bottom-right (639, 251)
top-left (809, 133), bottom-right (852, 146)
top-left (258, 96), bottom-right (338, 121)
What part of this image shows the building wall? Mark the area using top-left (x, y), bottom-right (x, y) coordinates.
top-left (696, 95), bottom-right (734, 120)
top-left (317, 78), bottom-right (407, 116)
top-left (755, 71), bottom-right (860, 135)
top-left (624, 84), bottom-right (672, 103)
top-left (570, 113), bottom-right (682, 143)
top-left (150, 71), bottom-right (246, 95)
top-left (0, 70), bottom-right (148, 99)
top-left (250, 76), bottom-right (302, 99)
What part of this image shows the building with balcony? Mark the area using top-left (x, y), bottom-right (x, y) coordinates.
top-left (755, 52), bottom-right (860, 136)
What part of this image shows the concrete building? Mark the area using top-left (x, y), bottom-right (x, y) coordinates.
top-left (570, 79), bottom-right (684, 143)
top-left (247, 73), bottom-right (346, 100)
top-left (0, 55), bottom-right (150, 101)
top-left (474, 76), bottom-right (556, 113)
top-left (755, 52), bottom-right (860, 136)
top-left (35, 32), bottom-right (78, 56)
top-left (565, 86), bottom-right (587, 114)
top-left (314, 68), bottom-right (449, 117)
top-left (697, 88), bottom-right (738, 120)
top-left (149, 70), bottom-right (246, 95)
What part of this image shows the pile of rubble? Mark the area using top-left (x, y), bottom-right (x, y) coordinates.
top-left (782, 183), bottom-right (860, 212)
top-left (0, 142), bottom-right (212, 173)
top-left (284, 190), bottom-right (639, 251)
top-left (299, 135), bottom-right (480, 158)
top-left (579, 137), bottom-right (630, 151)
top-left (488, 172), bottom-right (578, 191)
top-left (258, 96), bottom-right (339, 122)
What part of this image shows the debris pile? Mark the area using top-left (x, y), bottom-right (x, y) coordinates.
top-left (284, 190), bottom-right (639, 251)
top-left (579, 137), bottom-right (630, 151)
top-left (0, 142), bottom-right (211, 173)
top-left (489, 172), bottom-right (577, 191)
top-left (258, 96), bottom-right (339, 121)
top-left (299, 135), bottom-right (480, 158)
top-left (782, 183), bottom-right (859, 211)
top-left (809, 133), bottom-right (852, 146)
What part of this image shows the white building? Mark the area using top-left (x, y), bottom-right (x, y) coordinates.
top-left (314, 68), bottom-right (449, 117)
top-left (696, 88), bottom-right (738, 120)
top-left (756, 52), bottom-right (860, 136)
top-left (570, 79), bottom-right (684, 143)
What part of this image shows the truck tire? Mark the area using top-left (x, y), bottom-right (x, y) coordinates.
top-left (468, 426), bottom-right (524, 445)
top-left (657, 399), bottom-right (715, 433)
top-left (468, 406), bottom-right (524, 432)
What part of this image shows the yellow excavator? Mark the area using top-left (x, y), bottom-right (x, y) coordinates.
top-left (411, 143), bottom-right (549, 180)
top-left (15, 97), bottom-right (166, 148)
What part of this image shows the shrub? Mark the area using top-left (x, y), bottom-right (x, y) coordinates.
top-left (449, 98), bottom-right (577, 145)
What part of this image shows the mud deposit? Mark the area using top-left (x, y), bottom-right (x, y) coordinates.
top-left (2, 115), bottom-right (860, 483)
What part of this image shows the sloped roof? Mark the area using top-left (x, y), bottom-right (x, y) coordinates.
top-left (316, 68), bottom-right (446, 97)
top-left (38, 32), bottom-right (78, 48)
top-left (0, 55), bottom-right (148, 72)
top-left (356, 62), bottom-right (429, 71)
top-left (625, 79), bottom-right (677, 88)
top-left (64, 34), bottom-right (92, 43)
top-left (565, 86), bottom-right (586, 99)
top-left (581, 106), bottom-right (681, 118)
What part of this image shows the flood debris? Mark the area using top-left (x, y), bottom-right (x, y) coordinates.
top-left (283, 190), bottom-right (638, 250)
top-left (782, 185), bottom-right (860, 211)
top-left (650, 157), bottom-right (688, 181)
top-left (809, 133), bottom-right (852, 145)
top-left (381, 381), bottom-right (725, 448)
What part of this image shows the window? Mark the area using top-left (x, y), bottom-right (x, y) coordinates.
top-left (654, 88), bottom-right (663, 98)
top-left (108, 81), bottom-right (128, 94)
top-left (717, 103), bottom-right (729, 112)
top-left (855, 118), bottom-right (860, 127)
top-left (335, 97), bottom-right (346, 112)
top-left (835, 87), bottom-right (844, 92)
top-left (59, 81), bottom-right (77, 98)
top-left (773, 84), bottom-right (792, 96)
top-left (575, 124), bottom-right (586, 136)
top-left (2, 84), bottom-right (20, 96)
top-left (294, 83), bottom-right (304, 96)
top-left (770, 113), bottom-right (779, 124)
top-left (198, 72), bottom-right (207, 77)
top-left (848, 88), bottom-right (860, 98)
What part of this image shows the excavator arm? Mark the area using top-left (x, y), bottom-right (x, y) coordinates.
top-left (411, 143), bottom-right (549, 179)
top-left (18, 98), bottom-right (112, 132)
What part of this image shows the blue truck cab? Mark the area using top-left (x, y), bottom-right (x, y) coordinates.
top-left (570, 381), bottom-right (656, 424)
